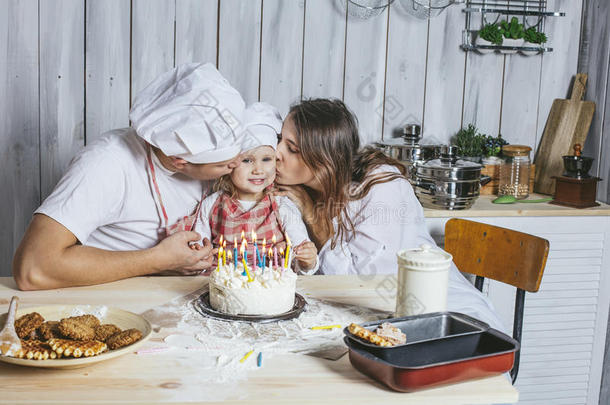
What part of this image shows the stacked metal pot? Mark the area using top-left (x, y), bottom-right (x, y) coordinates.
top-left (374, 126), bottom-right (489, 210)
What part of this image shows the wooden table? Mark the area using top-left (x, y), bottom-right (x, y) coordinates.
top-left (0, 276), bottom-right (518, 404)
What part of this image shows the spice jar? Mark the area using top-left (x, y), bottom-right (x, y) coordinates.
top-left (499, 145), bottom-right (531, 199)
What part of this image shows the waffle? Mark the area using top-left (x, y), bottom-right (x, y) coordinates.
top-left (48, 338), bottom-right (107, 358)
top-left (13, 340), bottom-right (58, 360)
top-left (348, 323), bottom-right (393, 347)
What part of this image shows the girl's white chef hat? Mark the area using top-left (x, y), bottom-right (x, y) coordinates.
top-left (129, 62), bottom-right (246, 163)
top-left (239, 102), bottom-right (282, 152)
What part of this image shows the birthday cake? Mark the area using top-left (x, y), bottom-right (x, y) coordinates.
top-left (209, 262), bottom-right (297, 316)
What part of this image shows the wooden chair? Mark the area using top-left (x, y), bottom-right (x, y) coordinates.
top-left (444, 218), bottom-right (550, 384)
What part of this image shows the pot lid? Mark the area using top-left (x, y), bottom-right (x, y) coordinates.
top-left (420, 145), bottom-right (482, 172)
top-left (397, 244), bottom-right (453, 270)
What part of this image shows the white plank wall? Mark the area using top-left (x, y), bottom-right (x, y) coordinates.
top-left (301, 0), bottom-right (346, 100)
top-left (85, 0), bottom-right (131, 143)
top-left (39, 0), bottom-right (85, 198)
top-left (175, 0), bottom-right (218, 67)
top-left (0, 0), bottom-right (40, 281)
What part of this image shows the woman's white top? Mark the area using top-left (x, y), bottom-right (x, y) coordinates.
top-left (318, 165), bottom-right (505, 331)
top-left (197, 191), bottom-right (319, 275)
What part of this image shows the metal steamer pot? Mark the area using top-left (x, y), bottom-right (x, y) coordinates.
top-left (374, 124), bottom-right (442, 182)
top-left (414, 146), bottom-right (491, 210)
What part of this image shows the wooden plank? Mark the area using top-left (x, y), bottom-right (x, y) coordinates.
top-left (422, 3), bottom-right (466, 145)
top-left (175, 0), bottom-right (218, 66)
top-left (381, 3), bottom-right (427, 140)
top-left (579, 0), bottom-right (610, 203)
top-left (501, 51), bottom-right (543, 151)
top-left (302, 0), bottom-right (346, 100)
top-left (260, 0), bottom-right (305, 117)
top-left (85, 0), bottom-right (131, 143)
top-left (218, 0), bottom-right (262, 104)
top-left (343, 1), bottom-right (389, 146)
top-left (131, 0), bottom-right (175, 104)
top-left (0, 0), bottom-right (39, 277)
top-left (462, 20), bottom-right (504, 139)
top-left (39, 0), bottom-right (85, 200)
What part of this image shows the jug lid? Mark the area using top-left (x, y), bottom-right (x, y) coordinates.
top-left (397, 244), bottom-right (453, 270)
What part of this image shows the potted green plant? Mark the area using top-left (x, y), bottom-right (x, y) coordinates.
top-left (452, 124), bottom-right (486, 162)
top-left (476, 23), bottom-right (502, 54)
top-left (522, 27), bottom-right (548, 56)
top-left (482, 134), bottom-right (509, 165)
top-left (499, 17), bottom-right (524, 54)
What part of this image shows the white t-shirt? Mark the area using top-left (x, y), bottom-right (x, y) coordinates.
top-left (318, 165), bottom-right (506, 331)
top-left (36, 128), bottom-right (209, 251)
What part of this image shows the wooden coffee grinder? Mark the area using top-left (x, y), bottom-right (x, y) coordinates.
top-left (551, 144), bottom-right (601, 208)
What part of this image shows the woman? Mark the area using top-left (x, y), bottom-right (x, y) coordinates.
top-left (274, 98), bottom-right (505, 331)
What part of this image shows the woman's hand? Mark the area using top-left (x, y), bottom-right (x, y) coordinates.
top-left (273, 184), bottom-right (315, 223)
top-left (293, 241), bottom-right (317, 271)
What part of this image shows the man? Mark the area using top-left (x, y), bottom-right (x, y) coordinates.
top-left (13, 63), bottom-right (246, 290)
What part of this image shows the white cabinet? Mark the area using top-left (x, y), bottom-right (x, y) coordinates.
top-left (424, 203), bottom-right (610, 405)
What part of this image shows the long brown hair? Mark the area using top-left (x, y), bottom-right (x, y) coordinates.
top-left (288, 98), bottom-right (407, 248)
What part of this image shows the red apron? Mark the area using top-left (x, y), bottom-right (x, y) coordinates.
top-left (146, 146), bottom-right (207, 238)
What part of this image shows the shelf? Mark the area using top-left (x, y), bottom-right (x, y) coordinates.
top-left (463, 7), bottom-right (565, 16)
top-left (462, 44), bottom-right (552, 52)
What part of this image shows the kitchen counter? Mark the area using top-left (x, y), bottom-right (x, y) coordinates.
top-left (0, 276), bottom-right (518, 404)
top-left (424, 194), bottom-right (610, 217)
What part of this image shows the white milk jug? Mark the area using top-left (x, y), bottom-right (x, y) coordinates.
top-left (395, 244), bottom-right (453, 317)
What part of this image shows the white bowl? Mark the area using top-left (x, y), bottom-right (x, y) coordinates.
top-left (475, 36), bottom-right (495, 54)
top-left (500, 38), bottom-right (524, 54)
top-left (521, 41), bottom-right (542, 56)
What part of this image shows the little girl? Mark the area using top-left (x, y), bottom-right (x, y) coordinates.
top-left (196, 102), bottom-right (318, 274)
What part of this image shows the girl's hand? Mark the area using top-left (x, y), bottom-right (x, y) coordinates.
top-left (273, 184), bottom-right (315, 223)
top-left (293, 241), bottom-right (317, 271)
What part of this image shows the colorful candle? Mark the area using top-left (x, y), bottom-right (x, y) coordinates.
top-left (279, 247), bottom-right (284, 269)
top-left (227, 249), bottom-right (233, 269)
top-left (240, 243), bottom-right (253, 282)
top-left (284, 236), bottom-right (291, 269)
top-left (222, 240), bottom-right (227, 266)
top-left (241, 240), bottom-right (248, 277)
top-left (272, 234), bottom-right (278, 268)
top-left (266, 247), bottom-right (272, 270)
top-left (217, 246), bottom-right (223, 270)
top-left (252, 230), bottom-right (260, 269)
top-left (233, 237), bottom-right (238, 269)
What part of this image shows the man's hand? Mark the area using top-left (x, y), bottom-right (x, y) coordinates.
top-left (152, 232), bottom-right (217, 276)
top-left (293, 241), bottom-right (317, 271)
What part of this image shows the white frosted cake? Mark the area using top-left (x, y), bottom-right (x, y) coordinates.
top-left (209, 263), bottom-right (297, 316)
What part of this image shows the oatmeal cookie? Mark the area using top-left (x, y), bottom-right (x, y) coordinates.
top-left (58, 318), bottom-right (95, 340)
top-left (14, 312), bottom-right (45, 339)
top-left (38, 321), bottom-right (62, 340)
top-left (94, 324), bottom-right (122, 342)
top-left (106, 328), bottom-right (143, 350)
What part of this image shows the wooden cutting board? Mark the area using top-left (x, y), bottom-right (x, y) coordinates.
top-left (534, 73), bottom-right (596, 195)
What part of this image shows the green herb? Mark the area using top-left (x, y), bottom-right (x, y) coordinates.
top-left (484, 134), bottom-right (509, 157)
top-left (523, 27), bottom-right (547, 44)
top-left (479, 23), bottom-right (503, 45)
top-left (453, 124), bottom-right (487, 158)
top-left (499, 17), bottom-right (524, 40)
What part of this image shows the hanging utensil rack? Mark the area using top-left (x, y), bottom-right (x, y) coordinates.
top-left (461, 0), bottom-right (565, 54)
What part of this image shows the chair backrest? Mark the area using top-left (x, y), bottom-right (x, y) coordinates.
top-left (444, 218), bottom-right (549, 292)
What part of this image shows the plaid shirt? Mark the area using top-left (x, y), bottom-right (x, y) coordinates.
top-left (208, 192), bottom-right (286, 260)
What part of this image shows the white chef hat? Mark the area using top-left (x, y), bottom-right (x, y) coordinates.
top-left (129, 62), bottom-right (246, 163)
top-left (239, 102), bottom-right (282, 152)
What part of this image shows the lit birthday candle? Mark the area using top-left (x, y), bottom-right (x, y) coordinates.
top-left (240, 242), bottom-right (253, 282)
top-left (272, 234), bottom-right (278, 267)
top-left (262, 238), bottom-right (267, 271)
top-left (217, 245), bottom-right (223, 270)
top-left (222, 240), bottom-right (227, 266)
top-left (241, 240), bottom-right (248, 277)
top-left (252, 230), bottom-right (260, 269)
top-left (267, 247), bottom-right (272, 270)
top-left (233, 237), bottom-right (238, 269)
top-left (279, 247), bottom-right (284, 268)
top-left (227, 249), bottom-right (233, 269)
top-left (284, 236), bottom-right (291, 269)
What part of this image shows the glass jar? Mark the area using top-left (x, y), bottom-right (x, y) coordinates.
top-left (499, 145), bottom-right (532, 199)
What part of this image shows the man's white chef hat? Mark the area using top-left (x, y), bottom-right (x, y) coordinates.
top-left (239, 102), bottom-right (282, 152)
top-left (129, 62), bottom-right (246, 164)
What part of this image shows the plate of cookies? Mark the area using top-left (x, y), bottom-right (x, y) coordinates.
top-left (0, 304), bottom-right (151, 368)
